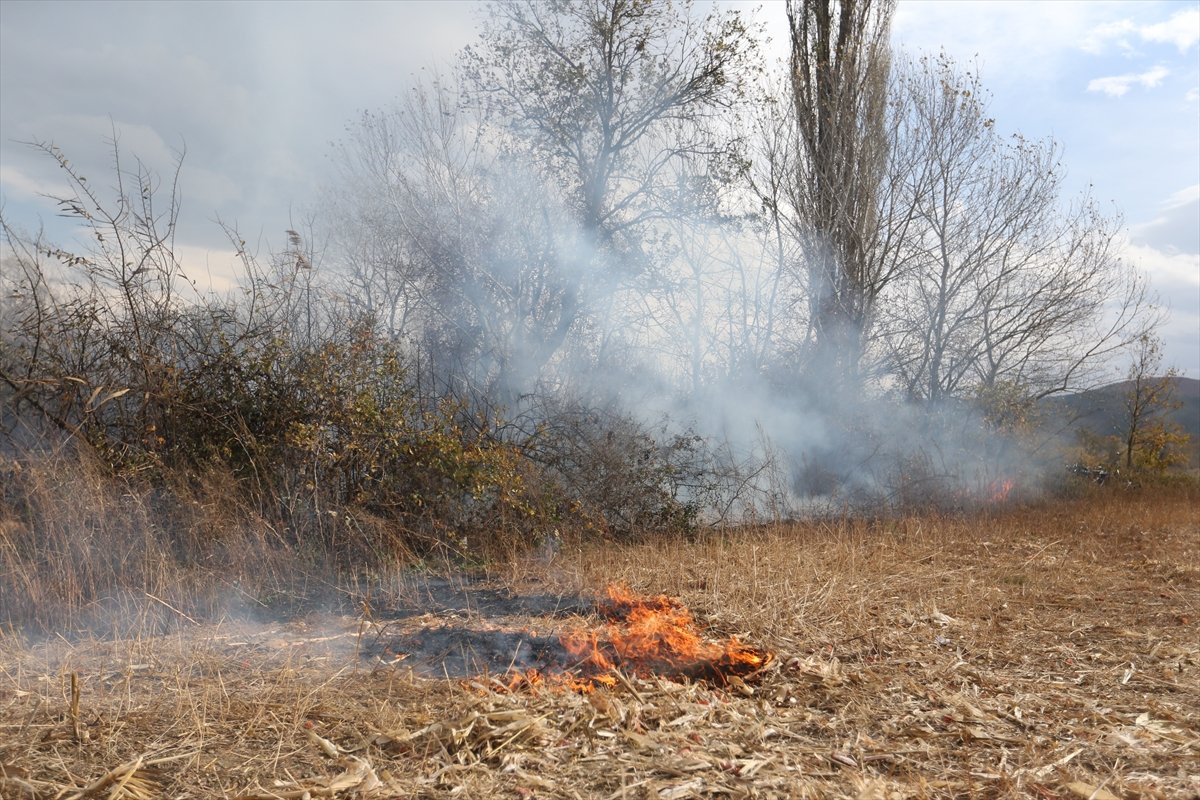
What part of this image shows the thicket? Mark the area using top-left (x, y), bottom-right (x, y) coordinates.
top-left (0, 142), bottom-right (735, 635)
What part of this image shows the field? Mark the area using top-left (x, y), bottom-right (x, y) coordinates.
top-left (1, 491), bottom-right (1197, 799)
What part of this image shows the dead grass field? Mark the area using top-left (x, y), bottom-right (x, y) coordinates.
top-left (1, 491), bottom-right (1197, 799)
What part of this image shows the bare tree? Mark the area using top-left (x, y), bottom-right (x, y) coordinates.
top-left (608, 142), bottom-right (797, 397)
top-left (455, 0), bottom-right (759, 399)
top-left (877, 54), bottom-right (1156, 404)
top-left (465, 0), bottom-right (758, 233)
top-left (327, 82), bottom-right (534, 399)
top-left (785, 0), bottom-right (896, 390)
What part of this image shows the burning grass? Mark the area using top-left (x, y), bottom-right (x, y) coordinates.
top-left (560, 584), bottom-right (773, 690)
top-left (1, 491), bottom-right (1197, 798)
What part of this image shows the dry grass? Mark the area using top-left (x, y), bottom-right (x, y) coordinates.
top-left (1, 491), bottom-right (1197, 799)
top-left (0, 453), bottom-right (392, 639)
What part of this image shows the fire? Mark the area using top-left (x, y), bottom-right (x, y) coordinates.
top-left (988, 479), bottom-right (1014, 503)
top-left (559, 584), bottom-right (771, 690)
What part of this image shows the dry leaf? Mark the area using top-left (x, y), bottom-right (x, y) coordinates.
top-left (326, 756), bottom-right (382, 793)
top-left (306, 728), bottom-right (340, 759)
top-left (658, 777), bottom-right (704, 799)
top-left (1063, 781), bottom-right (1120, 800)
top-left (623, 730), bottom-right (659, 751)
top-left (930, 609), bottom-right (958, 626)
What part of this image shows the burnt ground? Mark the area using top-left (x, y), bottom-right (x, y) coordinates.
top-left (360, 575), bottom-right (596, 678)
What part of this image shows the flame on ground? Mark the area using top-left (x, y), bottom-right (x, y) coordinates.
top-left (557, 584), bottom-right (772, 691)
top-left (988, 479), bottom-right (1015, 504)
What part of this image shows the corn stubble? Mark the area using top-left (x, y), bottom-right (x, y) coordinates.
top-left (1, 490), bottom-right (1197, 798)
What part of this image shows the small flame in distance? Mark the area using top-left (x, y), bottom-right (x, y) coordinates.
top-left (988, 479), bottom-right (1015, 504)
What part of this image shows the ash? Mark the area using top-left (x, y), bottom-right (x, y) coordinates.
top-left (372, 625), bottom-right (579, 678)
top-left (360, 575), bottom-right (595, 678)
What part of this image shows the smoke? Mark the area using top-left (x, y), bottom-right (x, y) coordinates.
top-left (576, 335), bottom-right (1041, 517)
top-left (316, 72), bottom-right (1057, 522)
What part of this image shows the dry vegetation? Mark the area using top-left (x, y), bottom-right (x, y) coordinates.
top-left (1, 489), bottom-right (1196, 799)
top-left (2, 5), bottom-right (1194, 797)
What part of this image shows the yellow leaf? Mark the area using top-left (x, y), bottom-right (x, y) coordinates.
top-left (1063, 781), bottom-right (1119, 800)
top-left (94, 387), bottom-right (130, 409)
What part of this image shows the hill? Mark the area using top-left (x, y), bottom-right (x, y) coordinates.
top-left (1041, 376), bottom-right (1200, 465)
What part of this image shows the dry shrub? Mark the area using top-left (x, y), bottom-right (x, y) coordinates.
top-left (516, 399), bottom-right (760, 539)
top-left (0, 141), bottom-right (559, 601)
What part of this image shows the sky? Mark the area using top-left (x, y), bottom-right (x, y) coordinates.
top-left (1, 0), bottom-right (1197, 378)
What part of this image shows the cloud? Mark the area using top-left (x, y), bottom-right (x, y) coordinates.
top-left (1081, 7), bottom-right (1200, 54)
top-left (1161, 184), bottom-right (1200, 210)
top-left (892, 1), bottom-right (1111, 84)
top-left (0, 164), bottom-right (71, 202)
top-left (172, 243), bottom-right (245, 294)
top-left (1187, 87), bottom-right (1199, 102)
top-left (1161, 310), bottom-right (1200, 378)
top-left (1121, 237), bottom-right (1200, 378)
top-left (38, 114), bottom-right (182, 169)
top-left (1080, 19), bottom-right (1138, 54)
top-left (1141, 8), bottom-right (1200, 53)
top-left (0, 1), bottom-right (480, 254)
top-left (1087, 65), bottom-right (1170, 97)
top-left (1130, 185), bottom-right (1200, 254)
top-left (1124, 240), bottom-right (1200, 287)
top-left (1125, 186), bottom-right (1200, 377)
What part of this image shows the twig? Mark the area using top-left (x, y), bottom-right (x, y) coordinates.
top-left (69, 671), bottom-right (81, 742)
top-left (610, 668), bottom-right (644, 703)
top-left (63, 756), bottom-right (142, 799)
top-left (144, 592), bottom-right (199, 626)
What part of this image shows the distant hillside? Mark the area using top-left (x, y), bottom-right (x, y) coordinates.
top-left (1041, 376), bottom-right (1200, 465)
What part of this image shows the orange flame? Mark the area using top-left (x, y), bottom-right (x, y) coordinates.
top-left (559, 584), bottom-right (771, 690)
top-left (988, 479), bottom-right (1015, 503)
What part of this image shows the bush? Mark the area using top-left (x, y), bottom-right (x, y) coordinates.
top-left (0, 140), bottom-right (794, 635)
top-left (0, 142), bottom-right (556, 569)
